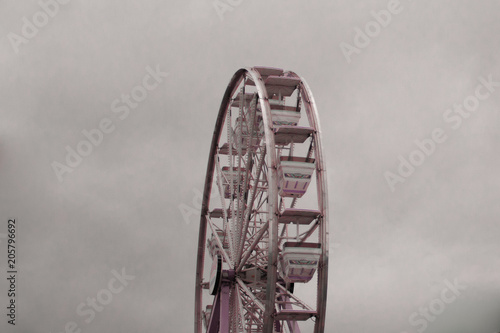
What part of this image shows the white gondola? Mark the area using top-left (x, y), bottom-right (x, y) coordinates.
top-left (241, 266), bottom-right (263, 285)
top-left (268, 98), bottom-right (301, 127)
top-left (203, 305), bottom-right (213, 329)
top-left (220, 166), bottom-right (246, 199)
top-left (207, 230), bottom-right (228, 259)
top-left (278, 156), bottom-right (315, 198)
top-left (271, 109), bottom-right (301, 126)
top-left (280, 242), bottom-right (321, 283)
top-left (232, 116), bottom-right (263, 150)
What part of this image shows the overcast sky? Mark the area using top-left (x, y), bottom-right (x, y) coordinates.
top-left (0, 0), bottom-right (499, 332)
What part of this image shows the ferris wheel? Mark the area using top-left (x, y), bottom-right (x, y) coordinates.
top-left (194, 66), bottom-right (329, 333)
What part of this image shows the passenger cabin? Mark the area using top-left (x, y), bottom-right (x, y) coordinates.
top-left (207, 229), bottom-right (228, 259)
top-left (280, 242), bottom-right (321, 283)
top-left (203, 305), bottom-right (213, 329)
top-left (241, 266), bottom-right (263, 285)
top-left (269, 97), bottom-right (301, 127)
top-left (232, 116), bottom-right (263, 150)
top-left (278, 156), bottom-right (315, 198)
top-left (264, 73), bottom-right (302, 127)
top-left (220, 166), bottom-right (246, 199)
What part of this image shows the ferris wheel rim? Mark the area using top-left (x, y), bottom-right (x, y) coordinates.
top-left (194, 68), bottom-right (245, 333)
top-left (294, 73), bottom-right (330, 333)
